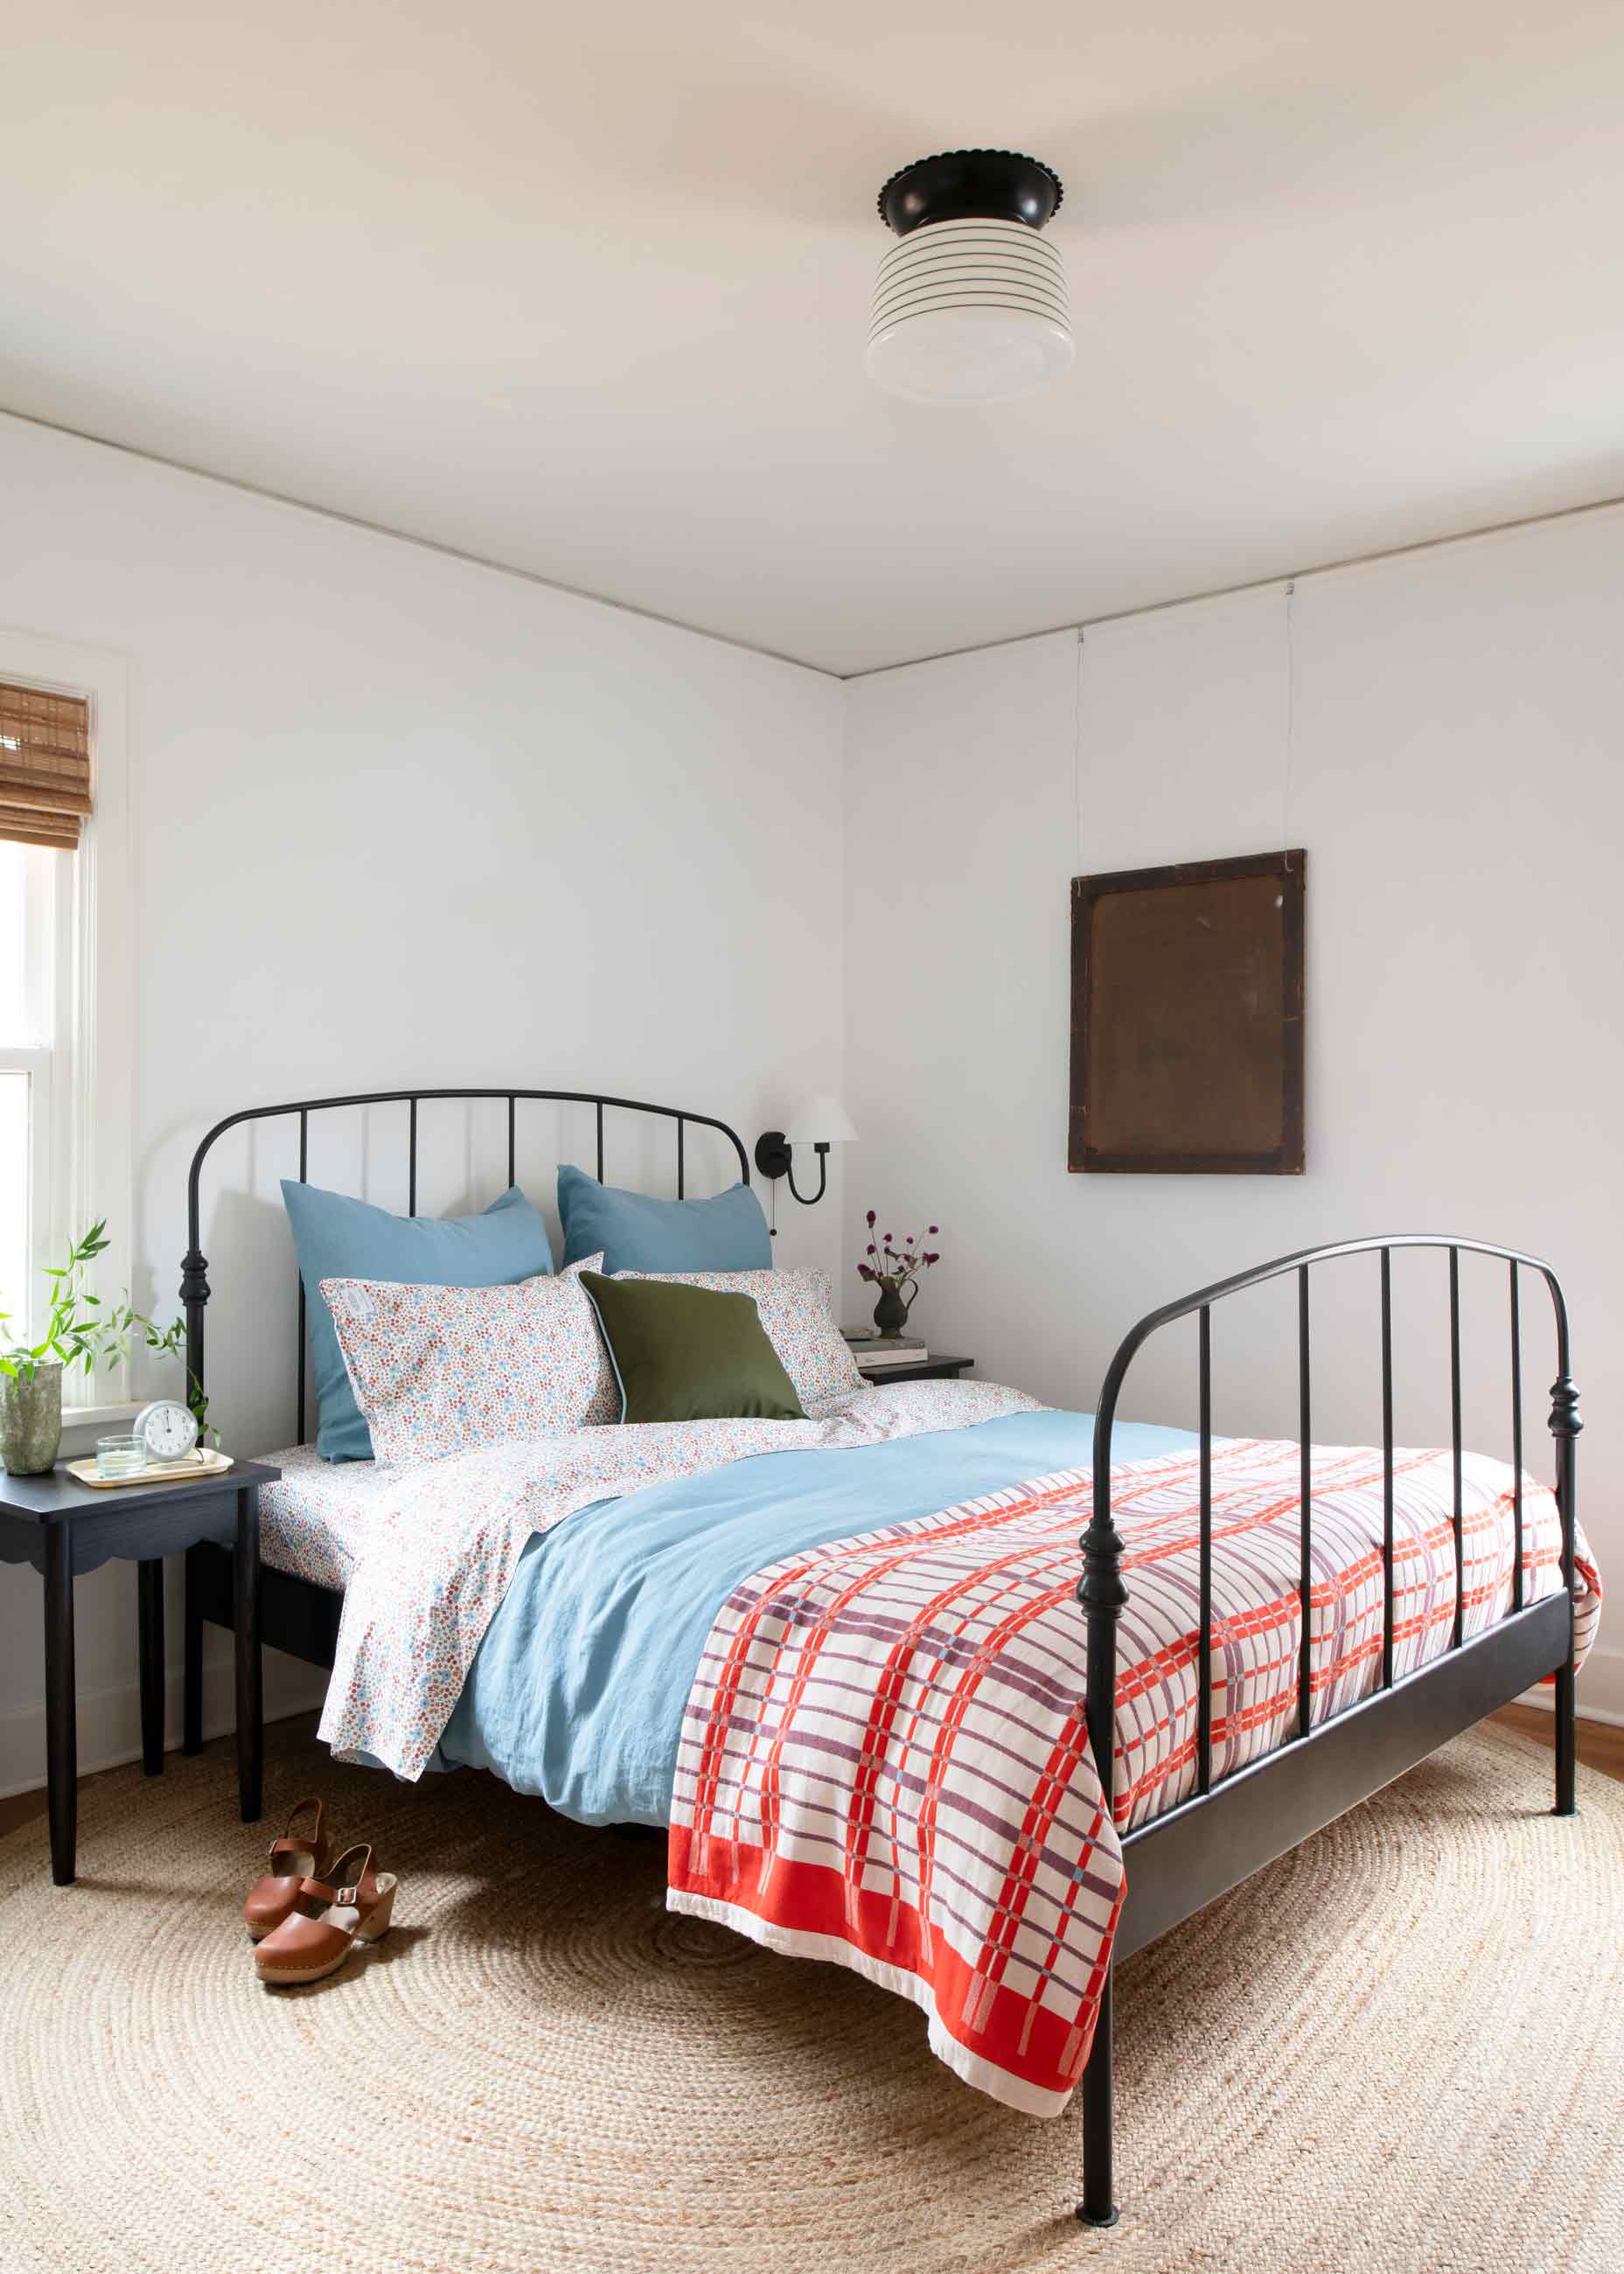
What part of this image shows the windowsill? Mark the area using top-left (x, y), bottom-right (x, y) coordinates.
top-left (59, 1398), bottom-right (143, 1438)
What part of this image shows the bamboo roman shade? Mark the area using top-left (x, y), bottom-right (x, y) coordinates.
top-left (0, 683), bottom-right (92, 850)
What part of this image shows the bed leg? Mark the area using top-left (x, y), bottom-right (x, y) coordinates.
top-left (1077, 1973), bottom-right (1119, 2229)
top-left (1553, 1664), bottom-right (1577, 1817)
top-left (1548, 1372), bottom-right (1580, 1818)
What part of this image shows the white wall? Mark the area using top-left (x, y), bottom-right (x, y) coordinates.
top-left (844, 508), bottom-right (1624, 1722)
top-left (0, 415), bottom-right (845, 1793)
top-left (5, 417), bottom-right (1617, 1802)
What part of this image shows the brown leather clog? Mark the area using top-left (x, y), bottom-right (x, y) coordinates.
top-left (253, 1845), bottom-right (398, 1986)
top-left (243, 1796), bottom-right (334, 1942)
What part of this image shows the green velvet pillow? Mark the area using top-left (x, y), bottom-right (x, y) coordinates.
top-left (580, 1273), bottom-right (805, 1424)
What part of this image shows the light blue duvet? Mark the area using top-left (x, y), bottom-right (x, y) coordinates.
top-left (437, 1409), bottom-right (1196, 1826)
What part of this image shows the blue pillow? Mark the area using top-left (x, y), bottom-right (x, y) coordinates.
top-left (557, 1164), bottom-right (770, 1278)
top-left (281, 1180), bottom-right (554, 1461)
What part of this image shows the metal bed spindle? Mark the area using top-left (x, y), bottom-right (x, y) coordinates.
top-left (1552, 1364), bottom-right (1580, 1816)
top-left (1196, 1306), bottom-right (1212, 1798)
top-left (1380, 1246), bottom-right (1394, 1690)
top-left (294, 1109), bottom-right (309, 1446)
top-left (1297, 1266), bottom-right (1313, 1740)
top-left (1450, 1247), bottom-right (1464, 1649)
top-left (1510, 1262), bottom-right (1523, 1613)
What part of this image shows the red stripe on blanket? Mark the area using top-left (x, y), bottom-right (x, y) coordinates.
top-left (668, 1826), bottom-right (1121, 2098)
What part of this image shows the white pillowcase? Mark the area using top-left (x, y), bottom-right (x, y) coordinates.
top-left (612, 1266), bottom-right (862, 1417)
top-left (321, 1255), bottom-right (617, 1465)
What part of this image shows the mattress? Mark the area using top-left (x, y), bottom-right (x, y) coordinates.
top-left (256, 1412), bottom-right (1598, 1838)
top-left (258, 1442), bottom-right (394, 1592)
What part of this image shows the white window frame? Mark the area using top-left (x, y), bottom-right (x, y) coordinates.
top-left (0, 626), bottom-right (134, 1424)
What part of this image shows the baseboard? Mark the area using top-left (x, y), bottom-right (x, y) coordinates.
top-left (1518, 1639), bottom-right (1624, 1729)
top-left (0, 1649), bottom-right (329, 1801)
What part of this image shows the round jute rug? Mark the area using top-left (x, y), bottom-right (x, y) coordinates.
top-left (1, 1719), bottom-right (1619, 2274)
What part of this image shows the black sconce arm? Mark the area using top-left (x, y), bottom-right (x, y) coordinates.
top-left (753, 1130), bottom-right (830, 1207)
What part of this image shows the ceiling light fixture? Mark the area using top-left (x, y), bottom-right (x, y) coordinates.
top-left (865, 149), bottom-right (1073, 408)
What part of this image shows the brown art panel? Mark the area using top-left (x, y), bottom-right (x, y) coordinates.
top-left (1069, 850), bottom-right (1305, 1174)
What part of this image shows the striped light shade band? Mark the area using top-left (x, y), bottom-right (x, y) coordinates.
top-left (865, 217), bottom-right (1074, 406)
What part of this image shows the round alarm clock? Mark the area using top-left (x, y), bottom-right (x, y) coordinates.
top-left (135, 1398), bottom-right (199, 1465)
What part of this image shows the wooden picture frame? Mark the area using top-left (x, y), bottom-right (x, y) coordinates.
top-left (1069, 849), bottom-right (1306, 1175)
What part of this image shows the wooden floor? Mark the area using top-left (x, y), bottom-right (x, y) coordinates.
top-left (0, 1706), bottom-right (1616, 1849)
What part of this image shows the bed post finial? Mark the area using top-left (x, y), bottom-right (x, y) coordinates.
top-left (1547, 1372), bottom-right (1580, 1817)
top-left (1547, 1374), bottom-right (1581, 1444)
top-left (1076, 1489), bottom-right (1126, 2229)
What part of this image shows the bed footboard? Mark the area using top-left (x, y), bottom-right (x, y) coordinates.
top-left (1075, 1234), bottom-right (1580, 2230)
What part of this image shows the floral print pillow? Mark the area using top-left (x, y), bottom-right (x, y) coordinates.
top-left (321, 1256), bottom-right (618, 1465)
top-left (614, 1266), bottom-right (862, 1418)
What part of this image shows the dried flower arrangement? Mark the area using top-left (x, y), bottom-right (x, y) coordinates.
top-left (856, 1210), bottom-right (940, 1334)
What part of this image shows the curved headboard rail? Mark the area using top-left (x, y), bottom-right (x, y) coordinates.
top-left (180, 1085), bottom-right (751, 1444)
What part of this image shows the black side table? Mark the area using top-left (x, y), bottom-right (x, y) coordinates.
top-left (0, 1456), bottom-right (279, 1884)
top-left (855, 1354), bottom-right (974, 1385)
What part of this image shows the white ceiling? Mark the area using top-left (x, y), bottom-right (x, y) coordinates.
top-left (6, 3), bottom-right (1624, 675)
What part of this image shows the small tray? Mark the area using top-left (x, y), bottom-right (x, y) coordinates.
top-left (65, 1447), bottom-right (235, 1491)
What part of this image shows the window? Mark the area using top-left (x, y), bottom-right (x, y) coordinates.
top-left (0, 634), bottom-right (132, 1415)
top-left (0, 840), bottom-right (57, 1337)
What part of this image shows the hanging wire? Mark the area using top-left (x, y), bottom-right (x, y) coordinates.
top-left (1073, 625), bottom-right (1087, 870)
top-left (1281, 580), bottom-right (1297, 870)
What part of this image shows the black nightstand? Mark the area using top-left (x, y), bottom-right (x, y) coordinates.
top-left (0, 1456), bottom-right (279, 1884)
top-left (855, 1355), bottom-right (973, 1385)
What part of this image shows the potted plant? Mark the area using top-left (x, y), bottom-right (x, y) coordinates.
top-left (0, 1221), bottom-right (194, 1476)
top-left (855, 1213), bottom-right (941, 1336)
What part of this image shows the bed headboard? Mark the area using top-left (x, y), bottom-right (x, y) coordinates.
top-left (180, 1085), bottom-right (751, 1446)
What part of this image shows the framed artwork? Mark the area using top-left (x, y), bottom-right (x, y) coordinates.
top-left (1069, 848), bottom-right (1306, 1175)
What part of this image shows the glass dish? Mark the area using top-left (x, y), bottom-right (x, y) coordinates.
top-left (94, 1433), bottom-right (148, 1479)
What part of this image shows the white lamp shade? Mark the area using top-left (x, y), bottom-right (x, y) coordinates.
top-left (783, 1091), bottom-right (858, 1145)
top-left (865, 217), bottom-right (1074, 407)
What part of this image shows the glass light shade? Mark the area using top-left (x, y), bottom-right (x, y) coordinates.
top-left (866, 217), bottom-right (1074, 407)
top-left (783, 1091), bottom-right (858, 1145)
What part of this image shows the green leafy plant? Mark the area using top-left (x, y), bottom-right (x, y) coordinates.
top-left (0, 1220), bottom-right (213, 1437)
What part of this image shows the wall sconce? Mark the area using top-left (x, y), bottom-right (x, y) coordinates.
top-left (754, 1092), bottom-right (858, 1208)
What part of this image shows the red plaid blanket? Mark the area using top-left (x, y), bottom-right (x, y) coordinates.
top-left (666, 1438), bottom-right (1600, 2115)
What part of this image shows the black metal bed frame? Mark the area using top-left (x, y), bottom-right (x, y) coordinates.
top-left (1076, 1233), bottom-right (1579, 2227)
top-left (178, 1086), bottom-right (749, 1738)
top-left (178, 1088), bottom-right (1580, 2233)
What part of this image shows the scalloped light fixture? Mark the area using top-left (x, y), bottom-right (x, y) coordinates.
top-left (865, 149), bottom-right (1074, 407)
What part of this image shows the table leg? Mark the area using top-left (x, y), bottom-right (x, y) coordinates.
top-left (137, 1558), bottom-right (165, 1775)
top-left (182, 1543), bottom-right (205, 1755)
top-left (234, 1487), bottom-right (262, 1823)
top-left (43, 1522), bottom-right (77, 1887)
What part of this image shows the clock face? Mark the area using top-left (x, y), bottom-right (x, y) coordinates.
top-left (137, 1399), bottom-right (199, 1462)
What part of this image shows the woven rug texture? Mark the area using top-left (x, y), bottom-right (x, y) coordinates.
top-left (1, 1718), bottom-right (1619, 2274)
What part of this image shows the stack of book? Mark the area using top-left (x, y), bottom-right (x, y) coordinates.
top-left (844, 1330), bottom-right (929, 1369)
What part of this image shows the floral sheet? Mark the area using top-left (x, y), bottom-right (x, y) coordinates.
top-left (312, 1378), bottom-right (1042, 1777)
top-left (666, 1434), bottom-right (1601, 2116)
